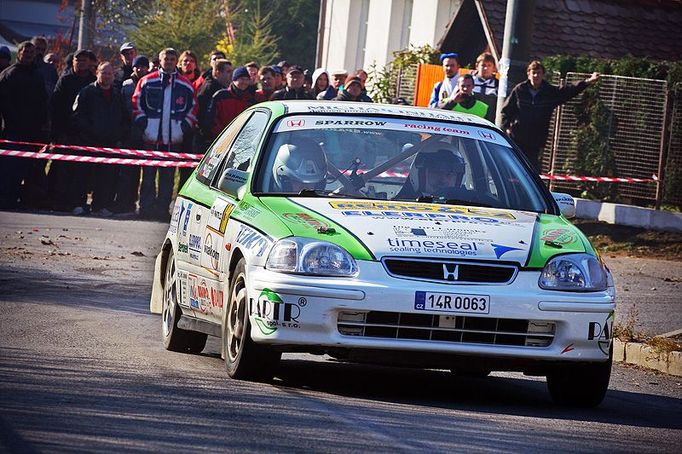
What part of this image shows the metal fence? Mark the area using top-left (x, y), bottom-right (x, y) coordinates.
top-left (665, 83), bottom-right (682, 206)
top-left (543, 73), bottom-right (672, 205)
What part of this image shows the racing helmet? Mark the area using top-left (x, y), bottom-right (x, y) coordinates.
top-left (409, 142), bottom-right (466, 193)
top-left (272, 138), bottom-right (328, 191)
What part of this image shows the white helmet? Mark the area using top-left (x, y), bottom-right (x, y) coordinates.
top-left (272, 139), bottom-right (328, 191)
top-left (408, 142), bottom-right (465, 193)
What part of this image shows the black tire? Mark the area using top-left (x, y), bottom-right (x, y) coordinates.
top-left (546, 348), bottom-right (612, 407)
top-left (161, 250), bottom-right (208, 353)
top-left (223, 258), bottom-right (280, 381)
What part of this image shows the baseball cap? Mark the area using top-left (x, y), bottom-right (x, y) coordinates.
top-left (119, 42), bottom-right (136, 52)
top-left (439, 52), bottom-right (459, 63)
top-left (331, 69), bottom-right (348, 76)
top-left (232, 66), bottom-right (250, 80)
top-left (0, 46), bottom-right (10, 59)
top-left (277, 60), bottom-right (290, 68)
top-left (287, 65), bottom-right (304, 75)
top-left (271, 65), bottom-right (282, 75)
top-left (132, 55), bottom-right (149, 68)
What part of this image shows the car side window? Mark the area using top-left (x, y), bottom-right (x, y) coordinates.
top-left (222, 110), bottom-right (270, 174)
top-left (196, 111), bottom-right (253, 185)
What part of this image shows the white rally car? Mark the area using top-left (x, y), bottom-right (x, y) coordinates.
top-left (150, 101), bottom-right (615, 407)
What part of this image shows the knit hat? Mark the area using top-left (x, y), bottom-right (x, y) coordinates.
top-left (232, 66), bottom-right (250, 80)
top-left (132, 55), bottom-right (149, 68)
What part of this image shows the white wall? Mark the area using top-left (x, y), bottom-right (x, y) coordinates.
top-left (319, 0), bottom-right (460, 72)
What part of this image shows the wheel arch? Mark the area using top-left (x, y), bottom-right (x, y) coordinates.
top-left (150, 239), bottom-right (174, 314)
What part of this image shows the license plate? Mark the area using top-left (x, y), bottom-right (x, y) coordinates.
top-left (414, 291), bottom-right (490, 314)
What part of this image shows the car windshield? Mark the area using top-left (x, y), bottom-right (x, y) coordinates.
top-left (254, 115), bottom-right (549, 212)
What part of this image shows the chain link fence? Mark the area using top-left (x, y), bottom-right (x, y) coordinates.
top-left (543, 73), bottom-right (672, 205)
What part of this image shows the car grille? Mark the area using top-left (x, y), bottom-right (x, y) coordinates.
top-left (337, 311), bottom-right (555, 347)
top-left (383, 258), bottom-right (517, 284)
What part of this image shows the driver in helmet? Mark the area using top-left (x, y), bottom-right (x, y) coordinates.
top-left (272, 138), bottom-right (328, 193)
top-left (395, 146), bottom-right (466, 200)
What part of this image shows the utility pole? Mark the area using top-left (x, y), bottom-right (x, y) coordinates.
top-left (495, 0), bottom-right (536, 127)
top-left (77, 0), bottom-right (93, 50)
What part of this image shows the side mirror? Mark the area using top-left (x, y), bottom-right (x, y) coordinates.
top-left (552, 192), bottom-right (576, 218)
top-left (218, 168), bottom-right (249, 199)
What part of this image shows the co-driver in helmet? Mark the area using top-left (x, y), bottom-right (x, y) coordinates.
top-left (395, 145), bottom-right (466, 201)
top-left (272, 138), bottom-right (328, 193)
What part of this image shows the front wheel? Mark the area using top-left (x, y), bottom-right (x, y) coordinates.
top-left (546, 349), bottom-right (612, 407)
top-left (162, 249), bottom-right (207, 353)
top-left (223, 258), bottom-right (280, 381)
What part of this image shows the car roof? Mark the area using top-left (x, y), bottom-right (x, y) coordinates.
top-left (262, 100), bottom-right (496, 128)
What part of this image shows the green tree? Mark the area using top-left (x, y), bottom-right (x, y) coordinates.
top-left (218, 0), bottom-right (279, 66)
top-left (128, 0), bottom-right (226, 64)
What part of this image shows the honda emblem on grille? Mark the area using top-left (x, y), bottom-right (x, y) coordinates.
top-left (443, 263), bottom-right (459, 281)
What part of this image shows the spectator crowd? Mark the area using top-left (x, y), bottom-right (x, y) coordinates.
top-left (0, 38), bottom-right (599, 220)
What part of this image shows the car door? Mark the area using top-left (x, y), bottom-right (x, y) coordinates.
top-left (191, 109), bottom-right (272, 325)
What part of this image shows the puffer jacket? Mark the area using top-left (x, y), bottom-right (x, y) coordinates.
top-left (132, 70), bottom-right (197, 147)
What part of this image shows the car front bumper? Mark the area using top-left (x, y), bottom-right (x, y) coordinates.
top-left (246, 261), bottom-right (615, 364)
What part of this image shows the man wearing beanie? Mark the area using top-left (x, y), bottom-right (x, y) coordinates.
top-left (205, 66), bottom-right (255, 141)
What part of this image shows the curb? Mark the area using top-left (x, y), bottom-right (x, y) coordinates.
top-left (613, 339), bottom-right (682, 376)
top-left (574, 198), bottom-right (682, 232)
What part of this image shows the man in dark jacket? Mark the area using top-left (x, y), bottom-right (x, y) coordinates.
top-left (196, 59), bottom-right (233, 151)
top-left (271, 66), bottom-right (313, 100)
top-left (334, 77), bottom-right (372, 102)
top-left (47, 49), bottom-right (97, 211)
top-left (72, 62), bottom-right (130, 216)
top-left (205, 66), bottom-right (254, 141)
top-left (0, 41), bottom-right (48, 209)
top-left (501, 60), bottom-right (600, 171)
top-left (113, 55), bottom-right (149, 216)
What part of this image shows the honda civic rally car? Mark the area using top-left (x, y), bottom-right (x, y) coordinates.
top-left (149, 101), bottom-right (615, 407)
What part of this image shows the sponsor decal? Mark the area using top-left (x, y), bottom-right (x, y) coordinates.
top-left (287, 119), bottom-right (305, 127)
top-left (179, 201), bottom-right (193, 237)
top-left (188, 274), bottom-right (222, 313)
top-left (403, 123), bottom-right (469, 135)
top-left (250, 289), bottom-right (301, 335)
top-left (342, 210), bottom-right (512, 225)
top-left (491, 243), bottom-right (523, 259)
top-left (392, 225), bottom-right (490, 241)
top-left (178, 270), bottom-right (188, 305)
top-left (208, 199), bottom-right (235, 234)
top-left (203, 232), bottom-right (220, 270)
top-left (540, 228), bottom-right (575, 245)
top-left (282, 212), bottom-right (331, 231)
top-left (329, 201), bottom-right (515, 219)
top-left (561, 343), bottom-right (575, 354)
top-left (588, 312), bottom-right (614, 355)
top-left (235, 226), bottom-right (270, 257)
top-left (237, 201), bottom-right (261, 220)
top-left (188, 234), bottom-right (201, 261)
top-left (386, 238), bottom-right (479, 256)
top-left (169, 202), bottom-right (181, 234)
top-left (178, 242), bottom-right (188, 253)
top-left (478, 130), bottom-right (495, 140)
top-left (315, 119), bottom-right (387, 127)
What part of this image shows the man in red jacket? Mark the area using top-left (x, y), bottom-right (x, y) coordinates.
top-left (206, 66), bottom-right (254, 140)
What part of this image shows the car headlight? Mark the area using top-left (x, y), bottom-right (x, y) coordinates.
top-left (266, 237), bottom-right (358, 277)
top-left (539, 253), bottom-right (609, 292)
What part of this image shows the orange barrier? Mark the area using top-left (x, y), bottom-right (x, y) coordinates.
top-left (413, 65), bottom-right (475, 107)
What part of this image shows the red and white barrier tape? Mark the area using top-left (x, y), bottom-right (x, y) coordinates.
top-left (540, 174), bottom-right (657, 184)
top-left (0, 139), bottom-right (202, 160)
top-left (0, 149), bottom-right (198, 168)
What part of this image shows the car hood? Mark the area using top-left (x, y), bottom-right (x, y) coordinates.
top-left (264, 197), bottom-right (551, 265)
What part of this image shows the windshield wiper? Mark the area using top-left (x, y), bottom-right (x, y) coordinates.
top-left (444, 198), bottom-right (493, 208)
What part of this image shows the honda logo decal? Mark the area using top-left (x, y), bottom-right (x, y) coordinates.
top-left (443, 263), bottom-right (459, 281)
top-left (287, 119), bottom-right (305, 128)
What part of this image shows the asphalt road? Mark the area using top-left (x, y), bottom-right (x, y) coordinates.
top-left (1, 211), bottom-right (681, 452)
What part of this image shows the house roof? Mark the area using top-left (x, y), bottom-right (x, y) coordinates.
top-left (442, 0), bottom-right (682, 63)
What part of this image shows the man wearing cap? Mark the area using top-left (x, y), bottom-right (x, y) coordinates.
top-left (113, 55), bottom-right (149, 216)
top-left (330, 69), bottom-right (347, 93)
top-left (0, 41), bottom-right (48, 209)
top-left (0, 46), bottom-right (11, 72)
top-left (271, 65), bottom-right (313, 100)
top-left (205, 66), bottom-right (255, 141)
top-left (271, 65), bottom-right (284, 90)
top-left (47, 49), bottom-right (97, 212)
top-left (132, 48), bottom-right (198, 221)
top-left (428, 52), bottom-right (461, 108)
top-left (277, 60), bottom-right (290, 76)
top-left (117, 41), bottom-right (137, 85)
top-left (334, 77), bottom-right (372, 102)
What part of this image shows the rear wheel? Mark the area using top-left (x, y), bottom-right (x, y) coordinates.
top-left (162, 250), bottom-right (207, 353)
top-left (223, 258), bottom-right (280, 381)
top-left (546, 348), bottom-right (612, 407)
